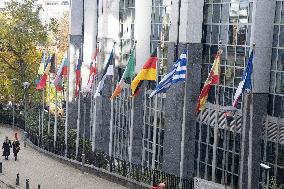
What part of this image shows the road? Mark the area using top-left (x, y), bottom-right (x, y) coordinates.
top-left (0, 125), bottom-right (128, 189)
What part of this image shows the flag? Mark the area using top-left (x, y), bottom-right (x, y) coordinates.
top-left (149, 49), bottom-right (187, 98)
top-left (130, 50), bottom-right (157, 96)
top-left (74, 58), bottom-right (82, 97)
top-left (196, 51), bottom-right (222, 112)
top-left (61, 58), bottom-right (68, 77)
top-left (38, 51), bottom-right (45, 75)
top-left (111, 47), bottom-right (135, 99)
top-left (232, 51), bottom-right (254, 107)
top-left (94, 49), bottom-right (114, 97)
top-left (53, 57), bottom-right (67, 91)
top-left (50, 54), bottom-right (56, 74)
top-left (86, 48), bottom-right (99, 92)
top-left (36, 57), bottom-right (51, 90)
top-left (36, 51), bottom-right (45, 84)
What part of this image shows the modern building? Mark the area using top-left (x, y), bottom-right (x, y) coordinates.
top-left (66, 0), bottom-right (284, 188)
top-left (36, 0), bottom-right (70, 24)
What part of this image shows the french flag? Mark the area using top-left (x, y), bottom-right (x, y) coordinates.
top-left (232, 51), bottom-right (254, 107)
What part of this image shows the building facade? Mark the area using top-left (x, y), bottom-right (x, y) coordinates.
top-left (67, 0), bottom-right (284, 188)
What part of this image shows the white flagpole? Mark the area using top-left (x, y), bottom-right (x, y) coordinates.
top-left (75, 90), bottom-right (81, 159)
top-left (42, 88), bottom-right (45, 144)
top-left (48, 73), bottom-right (51, 135)
top-left (248, 44), bottom-right (255, 189)
top-left (54, 89), bottom-right (58, 150)
top-left (151, 44), bottom-right (160, 170)
top-left (211, 42), bottom-right (222, 182)
top-left (128, 41), bottom-right (137, 164)
top-left (109, 42), bottom-right (116, 157)
top-left (65, 42), bottom-right (70, 158)
top-left (179, 44), bottom-right (188, 188)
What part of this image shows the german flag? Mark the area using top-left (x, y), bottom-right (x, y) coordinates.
top-left (196, 51), bottom-right (221, 112)
top-left (131, 50), bottom-right (157, 96)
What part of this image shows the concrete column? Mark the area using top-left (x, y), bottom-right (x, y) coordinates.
top-left (93, 0), bottom-right (120, 153)
top-left (130, 92), bottom-right (144, 165)
top-left (134, 0), bottom-right (151, 72)
top-left (67, 0), bottom-right (83, 131)
top-left (239, 0), bottom-right (275, 188)
top-left (162, 0), bottom-right (204, 180)
top-left (82, 0), bottom-right (98, 89)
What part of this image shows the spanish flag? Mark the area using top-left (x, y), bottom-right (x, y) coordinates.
top-left (130, 50), bottom-right (157, 96)
top-left (196, 51), bottom-right (221, 112)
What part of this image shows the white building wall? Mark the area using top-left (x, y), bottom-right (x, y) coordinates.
top-left (134, 0), bottom-right (152, 72)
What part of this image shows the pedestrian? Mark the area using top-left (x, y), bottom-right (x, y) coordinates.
top-left (2, 136), bottom-right (12, 160)
top-left (12, 133), bottom-right (20, 161)
top-left (158, 182), bottom-right (166, 189)
top-left (151, 183), bottom-right (159, 189)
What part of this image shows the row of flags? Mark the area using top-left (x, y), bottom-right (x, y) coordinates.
top-left (35, 44), bottom-right (254, 113)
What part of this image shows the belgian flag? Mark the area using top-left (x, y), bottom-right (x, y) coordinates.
top-left (130, 50), bottom-right (157, 96)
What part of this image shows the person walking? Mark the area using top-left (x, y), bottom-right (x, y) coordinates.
top-left (2, 136), bottom-right (12, 160)
top-left (12, 133), bottom-right (20, 161)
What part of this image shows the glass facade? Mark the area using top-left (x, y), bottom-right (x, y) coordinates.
top-left (142, 0), bottom-right (171, 169)
top-left (195, 0), bottom-right (253, 188)
top-left (269, 0), bottom-right (284, 118)
top-left (261, 0), bottom-right (284, 187)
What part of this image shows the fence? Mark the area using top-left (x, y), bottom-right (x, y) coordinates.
top-left (0, 109), bottom-right (193, 189)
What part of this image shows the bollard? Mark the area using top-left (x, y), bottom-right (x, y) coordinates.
top-left (81, 154), bottom-right (85, 174)
top-left (24, 131), bottom-right (28, 148)
top-left (38, 184), bottom-right (41, 189)
top-left (0, 162), bottom-right (2, 174)
top-left (25, 179), bottom-right (29, 189)
top-left (16, 173), bottom-right (19, 186)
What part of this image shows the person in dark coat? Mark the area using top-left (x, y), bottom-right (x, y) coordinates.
top-left (12, 133), bottom-right (20, 161)
top-left (2, 136), bottom-right (12, 160)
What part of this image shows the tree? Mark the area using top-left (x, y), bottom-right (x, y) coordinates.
top-left (0, 0), bottom-right (49, 104)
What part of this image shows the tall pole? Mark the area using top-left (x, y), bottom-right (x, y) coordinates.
top-left (151, 44), bottom-right (160, 170)
top-left (82, 95), bottom-right (86, 155)
top-left (179, 44), bottom-right (188, 188)
top-left (48, 73), bottom-right (51, 135)
top-left (41, 89), bottom-right (45, 143)
top-left (54, 89), bottom-right (58, 150)
top-left (109, 42), bottom-right (116, 157)
top-left (211, 44), bottom-right (222, 182)
top-left (12, 79), bottom-right (17, 128)
top-left (75, 90), bottom-right (81, 159)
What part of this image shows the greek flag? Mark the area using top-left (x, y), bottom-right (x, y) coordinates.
top-left (149, 49), bottom-right (187, 98)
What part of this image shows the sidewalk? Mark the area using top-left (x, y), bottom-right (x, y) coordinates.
top-left (0, 126), bottom-right (127, 189)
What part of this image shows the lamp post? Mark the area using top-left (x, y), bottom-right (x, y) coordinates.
top-left (11, 78), bottom-right (18, 128)
top-left (260, 163), bottom-right (271, 189)
top-left (23, 82), bottom-right (30, 131)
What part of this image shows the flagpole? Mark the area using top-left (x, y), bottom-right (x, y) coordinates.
top-left (75, 89), bottom-right (81, 159)
top-left (48, 73), bottom-right (51, 135)
top-left (248, 43), bottom-right (255, 189)
top-left (212, 42), bottom-right (223, 182)
top-left (179, 44), bottom-right (188, 188)
top-left (128, 41), bottom-right (137, 164)
top-left (109, 41), bottom-right (116, 157)
top-left (91, 41), bottom-right (99, 152)
top-left (54, 89), bottom-right (58, 150)
top-left (41, 88), bottom-right (45, 146)
top-left (151, 44), bottom-right (160, 170)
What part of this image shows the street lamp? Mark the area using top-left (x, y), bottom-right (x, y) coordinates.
top-left (11, 78), bottom-right (18, 128)
top-left (260, 163), bottom-right (271, 189)
top-left (23, 82), bottom-right (30, 131)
